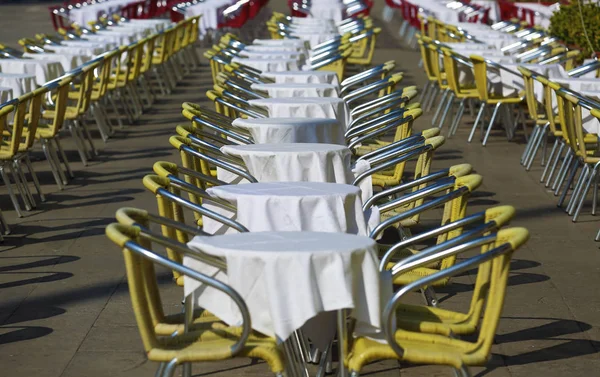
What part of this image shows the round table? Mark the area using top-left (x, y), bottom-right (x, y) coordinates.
top-left (220, 143), bottom-right (353, 183)
top-left (240, 50), bottom-right (306, 62)
top-left (202, 181), bottom-right (370, 236)
top-left (184, 231), bottom-right (387, 345)
top-left (0, 59), bottom-right (64, 86)
top-left (245, 45), bottom-right (302, 53)
top-left (249, 97), bottom-right (351, 130)
top-left (251, 82), bottom-right (339, 98)
top-left (0, 73), bottom-right (36, 97)
top-left (231, 117), bottom-right (344, 144)
top-left (261, 70), bottom-right (340, 87)
top-left (232, 56), bottom-right (300, 72)
top-left (23, 52), bottom-right (90, 72)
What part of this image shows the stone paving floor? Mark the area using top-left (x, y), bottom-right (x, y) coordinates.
top-left (0, 1), bottom-right (598, 377)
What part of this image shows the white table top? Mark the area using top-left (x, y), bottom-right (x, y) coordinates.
top-left (252, 82), bottom-right (339, 98)
top-left (232, 56), bottom-right (300, 72)
top-left (250, 97), bottom-right (351, 130)
top-left (23, 52), bottom-right (91, 72)
top-left (261, 70), bottom-right (340, 87)
top-left (184, 231), bottom-right (387, 344)
top-left (202, 181), bottom-right (371, 237)
top-left (0, 59), bottom-right (64, 86)
top-left (231, 117), bottom-right (345, 144)
top-left (69, 0), bottom-right (135, 25)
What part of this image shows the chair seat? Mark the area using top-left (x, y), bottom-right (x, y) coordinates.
top-left (43, 107), bottom-right (79, 121)
top-left (347, 332), bottom-right (476, 372)
top-left (148, 329), bottom-right (285, 372)
top-left (35, 123), bottom-right (56, 139)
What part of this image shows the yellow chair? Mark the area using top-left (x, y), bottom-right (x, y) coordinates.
top-left (105, 223), bottom-right (286, 377)
top-left (0, 102), bottom-right (31, 217)
top-left (36, 76), bottom-right (75, 190)
top-left (440, 48), bottom-right (480, 136)
top-left (467, 54), bottom-right (524, 146)
top-left (12, 87), bottom-right (49, 206)
top-left (347, 27), bottom-right (381, 66)
top-left (382, 205), bottom-right (515, 336)
top-left (346, 228), bottom-right (529, 377)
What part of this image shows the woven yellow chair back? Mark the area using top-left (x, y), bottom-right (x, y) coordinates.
top-left (470, 54), bottom-right (489, 101)
top-left (44, 76), bottom-right (72, 138)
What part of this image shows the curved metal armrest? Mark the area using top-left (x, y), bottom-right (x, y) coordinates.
top-left (382, 237), bottom-right (511, 359)
top-left (363, 167), bottom-right (449, 211)
top-left (117, 228), bottom-right (252, 356)
top-left (344, 79), bottom-right (391, 106)
top-left (215, 97), bottom-right (266, 119)
top-left (352, 144), bottom-right (429, 186)
top-left (379, 211), bottom-right (490, 271)
top-left (347, 115), bottom-right (413, 150)
top-left (181, 144), bottom-right (257, 184)
top-left (192, 115), bottom-right (253, 145)
top-left (341, 64), bottom-right (386, 92)
top-left (350, 91), bottom-right (408, 118)
top-left (356, 134), bottom-right (424, 162)
top-left (568, 60), bottom-right (600, 78)
top-left (368, 183), bottom-right (468, 240)
top-left (346, 108), bottom-right (406, 139)
top-left (171, 164), bottom-right (228, 188)
top-left (348, 94), bottom-right (410, 129)
top-left (309, 54), bottom-right (343, 70)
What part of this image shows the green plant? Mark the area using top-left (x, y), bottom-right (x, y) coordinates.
top-left (549, 1), bottom-right (600, 58)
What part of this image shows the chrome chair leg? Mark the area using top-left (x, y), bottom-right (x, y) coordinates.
top-left (482, 102), bottom-right (502, 146)
top-left (432, 89), bottom-right (450, 126)
top-left (557, 159), bottom-right (580, 207)
top-left (107, 92), bottom-right (125, 128)
top-left (162, 359), bottom-right (178, 377)
top-left (592, 172), bottom-right (599, 215)
top-left (78, 119), bottom-right (98, 157)
top-left (154, 363), bottom-right (166, 377)
top-left (90, 104), bottom-right (111, 142)
top-left (573, 163), bottom-right (600, 222)
top-left (567, 164), bottom-right (589, 214)
top-left (22, 155), bottom-right (45, 202)
top-left (468, 103), bottom-right (486, 143)
top-left (425, 84), bottom-right (438, 112)
top-left (554, 151), bottom-right (574, 195)
top-left (0, 165), bottom-right (24, 217)
top-left (545, 141), bottom-right (565, 187)
top-left (418, 81), bottom-right (430, 103)
top-left (526, 124), bottom-right (549, 170)
top-left (521, 125), bottom-right (539, 165)
top-left (540, 138), bottom-right (558, 182)
top-left (0, 208), bottom-right (10, 235)
top-left (12, 161), bottom-right (35, 209)
top-left (552, 149), bottom-right (573, 193)
top-left (421, 286), bottom-right (438, 307)
top-left (449, 98), bottom-right (466, 136)
top-left (41, 139), bottom-right (63, 190)
top-left (438, 92), bottom-right (455, 129)
top-left (53, 137), bottom-right (73, 181)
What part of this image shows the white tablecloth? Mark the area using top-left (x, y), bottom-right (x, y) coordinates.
top-left (515, 3), bottom-right (558, 29)
top-left (184, 231), bottom-right (387, 343)
top-left (231, 117), bottom-right (344, 144)
top-left (245, 45), bottom-right (302, 53)
top-left (306, 0), bottom-right (345, 23)
top-left (232, 56), bottom-right (300, 72)
top-left (261, 70), bottom-right (340, 87)
top-left (240, 50), bottom-right (306, 65)
top-left (0, 73), bottom-right (36, 97)
top-left (250, 97), bottom-right (351, 130)
top-left (48, 44), bottom-right (107, 57)
top-left (251, 82), bottom-right (339, 98)
top-left (185, 0), bottom-right (236, 36)
top-left (253, 39), bottom-right (310, 49)
top-left (69, 0), bottom-right (135, 25)
top-left (221, 143), bottom-right (354, 182)
top-left (203, 182), bottom-right (371, 237)
top-left (23, 52), bottom-right (90, 72)
top-left (0, 59), bottom-right (64, 86)
top-left (0, 87), bottom-right (13, 104)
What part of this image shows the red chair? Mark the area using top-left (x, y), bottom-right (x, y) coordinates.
top-left (220, 1), bottom-right (250, 29)
top-left (48, 5), bottom-right (72, 31)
